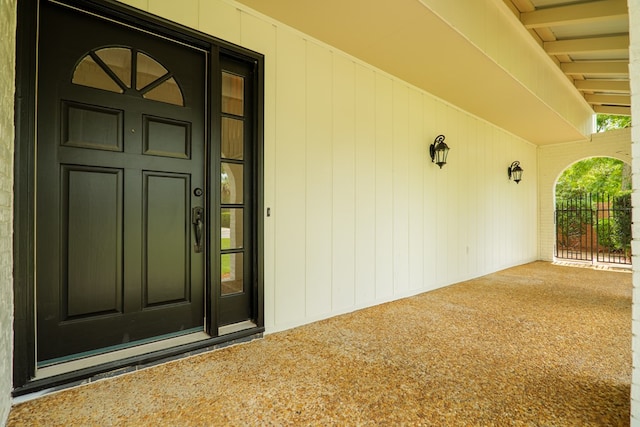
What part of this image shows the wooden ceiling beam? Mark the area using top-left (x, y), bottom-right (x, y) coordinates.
top-left (545, 35), bottom-right (629, 55)
top-left (521, 0), bottom-right (628, 29)
top-left (574, 79), bottom-right (630, 93)
top-left (534, 27), bottom-right (556, 43)
top-left (501, 0), bottom-right (521, 17)
top-left (584, 94), bottom-right (630, 105)
top-left (509, 0), bottom-right (535, 13)
top-left (593, 105), bottom-right (631, 115)
top-left (561, 61), bottom-right (628, 75)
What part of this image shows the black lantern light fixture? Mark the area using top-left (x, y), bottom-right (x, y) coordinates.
top-left (507, 161), bottom-right (523, 184)
top-left (429, 134), bottom-right (449, 169)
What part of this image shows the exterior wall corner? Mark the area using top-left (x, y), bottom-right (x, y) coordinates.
top-left (1, 0), bottom-right (18, 423)
top-left (630, 0), bottom-right (640, 423)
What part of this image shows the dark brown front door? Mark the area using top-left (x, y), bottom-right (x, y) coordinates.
top-left (36, 1), bottom-right (207, 363)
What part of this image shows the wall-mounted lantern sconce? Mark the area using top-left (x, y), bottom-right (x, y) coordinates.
top-left (507, 161), bottom-right (523, 184)
top-left (429, 134), bottom-right (449, 169)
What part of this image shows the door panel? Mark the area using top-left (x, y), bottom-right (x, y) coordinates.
top-left (144, 172), bottom-right (190, 306)
top-left (37, 0), bottom-right (206, 363)
top-left (143, 116), bottom-right (191, 158)
top-left (63, 166), bottom-right (123, 318)
top-left (62, 101), bottom-right (124, 151)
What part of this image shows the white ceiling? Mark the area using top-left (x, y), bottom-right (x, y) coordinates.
top-left (235, 0), bottom-right (630, 144)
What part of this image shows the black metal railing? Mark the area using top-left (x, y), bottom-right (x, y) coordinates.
top-left (555, 193), bottom-right (631, 265)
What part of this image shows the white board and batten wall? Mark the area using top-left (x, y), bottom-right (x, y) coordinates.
top-left (116, 0), bottom-right (539, 334)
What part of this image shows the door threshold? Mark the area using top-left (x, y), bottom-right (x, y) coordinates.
top-left (35, 331), bottom-right (210, 380)
top-left (218, 320), bottom-right (257, 336)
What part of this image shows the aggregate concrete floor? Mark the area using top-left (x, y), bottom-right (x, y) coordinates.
top-left (7, 261), bottom-right (632, 426)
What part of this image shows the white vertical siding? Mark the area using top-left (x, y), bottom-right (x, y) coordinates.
top-left (200, 1), bottom-right (241, 45)
top-left (332, 55), bottom-right (356, 311)
top-left (148, 0), bottom-right (198, 28)
top-left (374, 74), bottom-right (395, 301)
top-left (464, 117), bottom-right (480, 276)
top-left (273, 30), bottom-right (307, 326)
top-left (116, 0), bottom-right (539, 334)
top-left (408, 90), bottom-right (425, 292)
top-left (305, 41), bottom-right (333, 319)
top-left (422, 95), bottom-right (438, 288)
top-left (392, 82), bottom-right (410, 296)
top-left (353, 64), bottom-right (376, 306)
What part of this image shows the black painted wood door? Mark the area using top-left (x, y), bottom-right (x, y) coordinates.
top-left (36, 1), bottom-right (207, 363)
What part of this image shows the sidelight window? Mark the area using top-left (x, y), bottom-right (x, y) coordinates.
top-left (220, 71), bottom-right (246, 296)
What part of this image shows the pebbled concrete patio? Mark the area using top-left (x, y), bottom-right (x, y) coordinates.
top-left (7, 261), bottom-right (631, 426)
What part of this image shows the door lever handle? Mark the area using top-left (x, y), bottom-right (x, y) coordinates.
top-left (192, 207), bottom-right (204, 253)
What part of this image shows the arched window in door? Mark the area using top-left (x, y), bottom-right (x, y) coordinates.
top-left (72, 47), bottom-right (184, 106)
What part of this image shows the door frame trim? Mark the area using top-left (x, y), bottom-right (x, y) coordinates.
top-left (13, 0), bottom-right (265, 395)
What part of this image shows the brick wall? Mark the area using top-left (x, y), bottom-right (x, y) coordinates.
top-left (0, 0), bottom-right (16, 424)
top-left (537, 128), bottom-right (631, 261)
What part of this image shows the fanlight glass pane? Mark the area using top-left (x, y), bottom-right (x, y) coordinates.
top-left (137, 52), bottom-right (168, 90)
top-left (221, 253), bottom-right (244, 296)
top-left (221, 118), bottom-right (243, 160)
top-left (143, 77), bottom-right (184, 106)
top-left (221, 208), bottom-right (243, 250)
top-left (221, 162), bottom-right (243, 204)
top-left (95, 48), bottom-right (132, 88)
top-left (72, 56), bottom-right (123, 93)
top-left (222, 72), bottom-right (244, 116)
top-left (72, 49), bottom-right (185, 106)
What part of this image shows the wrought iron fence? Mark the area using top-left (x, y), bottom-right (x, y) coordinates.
top-left (555, 193), bottom-right (631, 265)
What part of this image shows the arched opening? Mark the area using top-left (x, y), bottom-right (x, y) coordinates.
top-left (554, 157), bottom-right (631, 266)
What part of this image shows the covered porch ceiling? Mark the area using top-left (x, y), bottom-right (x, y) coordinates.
top-left (235, 0), bottom-right (630, 145)
top-left (507, 0), bottom-right (630, 116)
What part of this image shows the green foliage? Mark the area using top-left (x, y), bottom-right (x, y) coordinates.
top-left (556, 157), bottom-right (632, 254)
top-left (596, 197), bottom-right (632, 251)
top-left (221, 250), bottom-right (231, 275)
top-left (596, 114), bottom-right (631, 133)
top-left (555, 197), bottom-right (593, 242)
top-left (596, 218), bottom-right (614, 248)
top-left (555, 157), bottom-right (630, 201)
top-left (612, 193), bottom-right (632, 250)
top-left (221, 210), bottom-right (231, 228)
top-left (556, 195), bottom-right (631, 253)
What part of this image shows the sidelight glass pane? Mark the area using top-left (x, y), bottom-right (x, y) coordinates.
top-left (221, 118), bottom-right (244, 160)
top-left (136, 52), bottom-right (169, 90)
top-left (72, 56), bottom-right (123, 93)
top-left (222, 72), bottom-right (244, 116)
top-left (221, 253), bottom-right (244, 296)
top-left (221, 162), bottom-right (243, 204)
top-left (95, 48), bottom-right (132, 88)
top-left (221, 208), bottom-right (243, 250)
top-left (143, 77), bottom-right (184, 106)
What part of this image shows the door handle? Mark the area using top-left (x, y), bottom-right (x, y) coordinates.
top-left (192, 207), bottom-right (204, 253)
